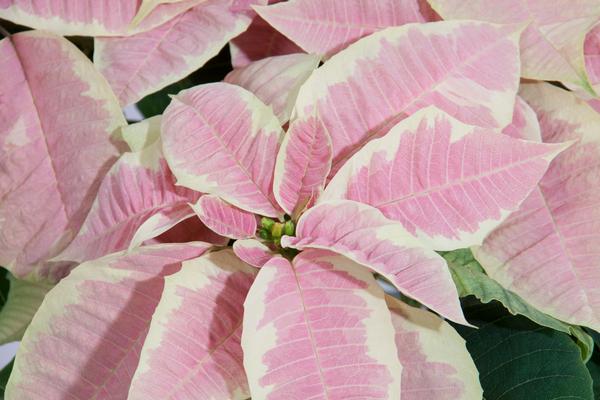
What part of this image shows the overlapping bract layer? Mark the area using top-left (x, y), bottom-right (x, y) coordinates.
top-left (6, 243), bottom-right (212, 399)
top-left (475, 83), bottom-right (600, 331)
top-left (95, 0), bottom-right (264, 106)
top-left (162, 83), bottom-right (284, 218)
top-left (225, 53), bottom-right (320, 123)
top-left (322, 107), bottom-right (567, 250)
top-left (0, 0), bottom-right (141, 36)
top-left (128, 249), bottom-right (256, 399)
top-left (282, 200), bottom-right (467, 325)
top-left (255, 0), bottom-right (439, 56)
top-left (55, 122), bottom-right (200, 264)
top-left (429, 0), bottom-right (600, 95)
top-left (0, 0), bottom-right (271, 107)
top-left (0, 0), bottom-right (203, 36)
top-left (2, 4), bottom-right (588, 399)
top-left (293, 21), bottom-right (523, 173)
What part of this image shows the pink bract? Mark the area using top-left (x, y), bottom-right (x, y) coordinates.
top-left (255, 0), bottom-right (438, 56)
top-left (0, 31), bottom-right (126, 281)
top-left (193, 194), bottom-right (258, 239)
top-left (243, 250), bottom-right (402, 399)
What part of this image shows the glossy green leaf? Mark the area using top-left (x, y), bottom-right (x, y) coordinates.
top-left (588, 352), bottom-right (600, 399)
top-left (0, 267), bottom-right (51, 345)
top-left (455, 301), bottom-right (594, 400)
top-left (0, 269), bottom-right (9, 310)
top-left (444, 249), bottom-right (594, 361)
top-left (587, 328), bottom-right (600, 348)
top-left (586, 329), bottom-right (600, 398)
top-left (0, 359), bottom-right (13, 398)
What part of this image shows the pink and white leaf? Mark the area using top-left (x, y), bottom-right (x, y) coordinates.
top-left (474, 82), bottom-right (600, 331)
top-left (95, 0), bottom-right (262, 106)
top-left (129, 249), bottom-right (255, 400)
top-left (0, 32), bottom-right (126, 280)
top-left (162, 83), bottom-right (284, 217)
top-left (130, 0), bottom-right (192, 26)
top-left (282, 200), bottom-right (468, 325)
top-left (429, 0), bottom-right (600, 95)
top-left (501, 96), bottom-right (542, 142)
top-left (321, 107), bottom-right (567, 250)
top-left (0, 0), bottom-right (219, 36)
top-left (585, 23), bottom-right (600, 95)
top-left (273, 116), bottom-right (333, 215)
top-left (5, 243), bottom-right (211, 400)
top-left (229, 13), bottom-right (303, 68)
top-left (233, 239), bottom-right (276, 268)
top-left (54, 138), bottom-right (200, 264)
top-left (255, 0), bottom-right (437, 56)
top-left (225, 54), bottom-right (320, 123)
top-left (132, 0), bottom-right (209, 33)
top-left (192, 195), bottom-right (258, 239)
top-left (387, 296), bottom-right (483, 400)
top-left (293, 21), bottom-right (522, 173)
top-left (242, 250), bottom-right (402, 399)
top-left (0, 0), bottom-right (140, 36)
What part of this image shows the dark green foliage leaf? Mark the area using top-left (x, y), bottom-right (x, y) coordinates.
top-left (0, 268), bottom-right (9, 309)
top-left (455, 301), bottom-right (594, 400)
top-left (0, 266), bottom-right (51, 342)
top-left (444, 249), bottom-right (594, 361)
top-left (0, 19), bottom-right (29, 36)
top-left (587, 328), bottom-right (600, 348)
top-left (588, 352), bottom-right (600, 399)
top-left (136, 46), bottom-right (233, 118)
top-left (0, 359), bottom-right (13, 399)
top-left (66, 36), bottom-right (94, 60)
top-left (136, 78), bottom-right (196, 118)
top-left (585, 329), bottom-right (600, 399)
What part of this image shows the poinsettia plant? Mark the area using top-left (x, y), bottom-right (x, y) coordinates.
top-left (2, 0), bottom-right (600, 399)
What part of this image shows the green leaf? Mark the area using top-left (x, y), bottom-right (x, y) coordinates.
top-left (587, 352), bottom-right (600, 399)
top-left (0, 267), bottom-right (52, 345)
top-left (0, 269), bottom-right (9, 309)
top-left (455, 301), bottom-right (594, 400)
top-left (443, 249), bottom-right (594, 361)
top-left (587, 328), bottom-right (600, 348)
top-left (0, 359), bottom-right (13, 399)
top-left (586, 329), bottom-right (600, 398)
